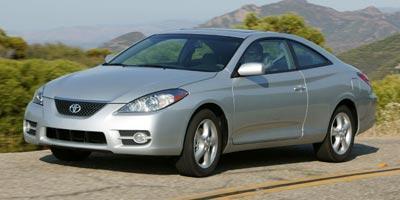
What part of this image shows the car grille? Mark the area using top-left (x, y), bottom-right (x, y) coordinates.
top-left (46, 127), bottom-right (107, 144)
top-left (54, 99), bottom-right (106, 117)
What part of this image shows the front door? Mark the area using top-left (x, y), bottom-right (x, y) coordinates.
top-left (232, 39), bottom-right (307, 144)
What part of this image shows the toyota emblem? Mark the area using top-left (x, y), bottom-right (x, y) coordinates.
top-left (69, 104), bottom-right (82, 114)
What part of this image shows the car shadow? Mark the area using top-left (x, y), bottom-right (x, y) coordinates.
top-left (40, 152), bottom-right (178, 175)
top-left (39, 143), bottom-right (379, 175)
top-left (215, 143), bottom-right (379, 174)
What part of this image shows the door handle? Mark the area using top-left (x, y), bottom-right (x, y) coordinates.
top-left (294, 85), bottom-right (306, 92)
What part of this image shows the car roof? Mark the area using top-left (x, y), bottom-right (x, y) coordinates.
top-left (160, 28), bottom-right (268, 39)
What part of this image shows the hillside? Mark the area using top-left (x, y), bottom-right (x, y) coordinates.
top-left (199, 0), bottom-right (400, 52)
top-left (101, 32), bottom-right (145, 52)
top-left (338, 33), bottom-right (400, 80)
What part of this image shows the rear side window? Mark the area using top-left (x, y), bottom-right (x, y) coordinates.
top-left (290, 41), bottom-right (331, 69)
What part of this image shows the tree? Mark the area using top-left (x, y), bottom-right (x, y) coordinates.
top-left (236, 13), bottom-right (329, 49)
top-left (6, 37), bottom-right (28, 59)
top-left (0, 28), bottom-right (6, 37)
top-left (0, 29), bottom-right (28, 59)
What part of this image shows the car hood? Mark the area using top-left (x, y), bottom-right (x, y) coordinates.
top-left (44, 65), bottom-right (216, 103)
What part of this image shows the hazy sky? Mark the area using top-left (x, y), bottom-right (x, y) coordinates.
top-left (1, 0), bottom-right (399, 31)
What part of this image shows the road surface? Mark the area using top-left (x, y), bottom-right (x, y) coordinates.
top-left (1, 137), bottom-right (399, 200)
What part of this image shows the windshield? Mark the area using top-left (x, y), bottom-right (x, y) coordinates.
top-left (109, 34), bottom-right (243, 72)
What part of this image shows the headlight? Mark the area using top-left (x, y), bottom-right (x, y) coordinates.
top-left (32, 86), bottom-right (44, 105)
top-left (118, 89), bottom-right (188, 113)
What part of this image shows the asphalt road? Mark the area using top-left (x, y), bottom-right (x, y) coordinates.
top-left (249, 174), bottom-right (400, 200)
top-left (1, 137), bottom-right (399, 200)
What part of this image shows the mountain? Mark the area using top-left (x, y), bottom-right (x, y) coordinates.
top-left (11, 25), bottom-right (136, 49)
top-left (10, 20), bottom-right (199, 49)
top-left (199, 0), bottom-right (400, 52)
top-left (338, 33), bottom-right (400, 80)
top-left (379, 7), bottom-right (400, 14)
top-left (100, 32), bottom-right (145, 52)
top-left (385, 12), bottom-right (400, 28)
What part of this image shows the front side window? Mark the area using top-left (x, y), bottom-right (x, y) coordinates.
top-left (110, 34), bottom-right (243, 72)
top-left (240, 39), bottom-right (295, 73)
top-left (290, 41), bottom-right (331, 69)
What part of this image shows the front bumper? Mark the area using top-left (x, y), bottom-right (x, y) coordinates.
top-left (23, 97), bottom-right (191, 155)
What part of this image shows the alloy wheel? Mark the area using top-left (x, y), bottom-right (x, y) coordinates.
top-left (330, 112), bottom-right (353, 155)
top-left (193, 119), bottom-right (219, 169)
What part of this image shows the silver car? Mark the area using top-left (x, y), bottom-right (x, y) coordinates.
top-left (23, 29), bottom-right (376, 177)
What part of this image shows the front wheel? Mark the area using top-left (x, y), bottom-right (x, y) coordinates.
top-left (175, 109), bottom-right (222, 177)
top-left (313, 105), bottom-right (356, 162)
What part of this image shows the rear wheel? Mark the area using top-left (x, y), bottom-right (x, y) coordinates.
top-left (50, 147), bottom-right (91, 161)
top-left (313, 105), bottom-right (356, 162)
top-left (175, 109), bottom-right (222, 177)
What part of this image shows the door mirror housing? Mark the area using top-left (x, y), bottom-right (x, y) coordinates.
top-left (237, 63), bottom-right (266, 76)
top-left (104, 54), bottom-right (115, 63)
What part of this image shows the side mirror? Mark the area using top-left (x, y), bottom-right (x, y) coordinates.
top-left (104, 54), bottom-right (115, 63)
top-left (237, 63), bottom-right (265, 76)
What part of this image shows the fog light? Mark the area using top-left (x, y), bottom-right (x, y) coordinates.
top-left (133, 132), bottom-right (150, 144)
top-left (23, 121), bottom-right (30, 133)
top-left (23, 120), bottom-right (37, 136)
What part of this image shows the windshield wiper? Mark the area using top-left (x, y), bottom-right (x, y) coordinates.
top-left (104, 63), bottom-right (182, 69)
top-left (128, 64), bottom-right (179, 69)
top-left (102, 63), bottom-right (128, 66)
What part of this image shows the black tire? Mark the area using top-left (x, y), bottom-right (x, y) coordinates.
top-left (175, 109), bottom-right (222, 177)
top-left (313, 105), bottom-right (356, 162)
top-left (50, 147), bottom-right (91, 161)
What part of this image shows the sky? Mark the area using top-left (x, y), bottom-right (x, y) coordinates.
top-left (1, 0), bottom-right (399, 31)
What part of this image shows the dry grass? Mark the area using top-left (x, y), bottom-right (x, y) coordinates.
top-left (360, 120), bottom-right (400, 137)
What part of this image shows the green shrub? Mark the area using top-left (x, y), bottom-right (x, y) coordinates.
top-left (26, 43), bottom-right (107, 67)
top-left (372, 74), bottom-right (400, 124)
top-left (0, 59), bottom-right (85, 152)
top-left (85, 48), bottom-right (111, 58)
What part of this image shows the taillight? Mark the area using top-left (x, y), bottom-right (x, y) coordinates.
top-left (357, 72), bottom-right (370, 86)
